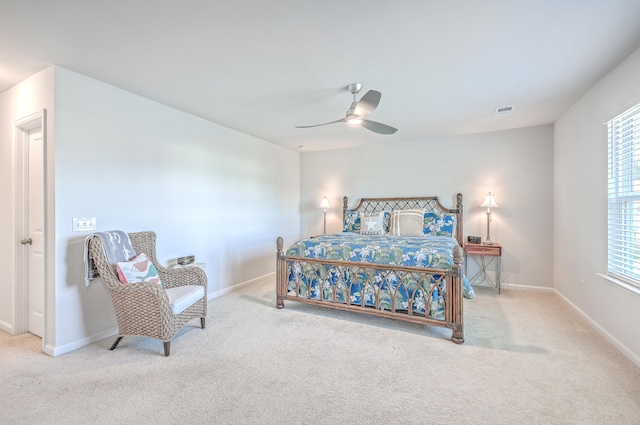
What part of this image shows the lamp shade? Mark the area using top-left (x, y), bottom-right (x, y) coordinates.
top-left (318, 197), bottom-right (332, 210)
top-left (480, 192), bottom-right (499, 209)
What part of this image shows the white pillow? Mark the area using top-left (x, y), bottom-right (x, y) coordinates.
top-left (116, 253), bottom-right (163, 286)
top-left (360, 211), bottom-right (387, 235)
top-left (390, 209), bottom-right (424, 237)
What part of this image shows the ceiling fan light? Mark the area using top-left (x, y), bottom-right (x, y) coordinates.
top-left (295, 84), bottom-right (396, 134)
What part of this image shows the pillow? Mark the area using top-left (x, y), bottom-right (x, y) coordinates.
top-left (343, 209), bottom-right (361, 233)
top-left (390, 209), bottom-right (425, 237)
top-left (116, 253), bottom-right (162, 286)
top-left (382, 211), bottom-right (391, 234)
top-left (423, 212), bottom-right (457, 237)
top-left (359, 211), bottom-right (388, 235)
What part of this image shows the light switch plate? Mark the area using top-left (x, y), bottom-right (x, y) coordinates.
top-left (72, 217), bottom-right (96, 232)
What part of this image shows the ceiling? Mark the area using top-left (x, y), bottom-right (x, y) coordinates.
top-left (2, 1), bottom-right (640, 152)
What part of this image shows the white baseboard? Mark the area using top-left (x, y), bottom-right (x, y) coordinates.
top-left (553, 289), bottom-right (640, 368)
top-left (46, 326), bottom-right (118, 357)
top-left (207, 272), bottom-right (274, 300)
top-left (500, 282), bottom-right (555, 293)
top-left (489, 282), bottom-right (639, 368)
top-left (46, 273), bottom-right (276, 356)
top-left (27, 274), bottom-right (640, 368)
top-left (0, 319), bottom-right (14, 334)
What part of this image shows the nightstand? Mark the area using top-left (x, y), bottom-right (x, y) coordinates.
top-left (464, 242), bottom-right (502, 293)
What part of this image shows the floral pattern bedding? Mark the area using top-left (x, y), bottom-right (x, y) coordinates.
top-left (285, 233), bottom-right (475, 320)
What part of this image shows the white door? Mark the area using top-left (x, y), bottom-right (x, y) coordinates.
top-left (26, 127), bottom-right (45, 337)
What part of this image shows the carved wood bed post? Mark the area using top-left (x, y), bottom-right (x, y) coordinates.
top-left (456, 193), bottom-right (463, 247)
top-left (276, 237), bottom-right (285, 309)
top-left (449, 244), bottom-right (464, 343)
top-left (343, 196), bottom-right (348, 224)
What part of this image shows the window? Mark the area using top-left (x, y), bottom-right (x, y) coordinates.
top-left (607, 102), bottom-right (640, 287)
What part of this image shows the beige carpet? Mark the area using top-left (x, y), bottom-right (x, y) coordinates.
top-left (2, 279), bottom-right (639, 425)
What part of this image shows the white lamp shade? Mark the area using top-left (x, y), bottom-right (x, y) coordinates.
top-left (480, 192), bottom-right (499, 209)
top-left (318, 197), bottom-right (332, 209)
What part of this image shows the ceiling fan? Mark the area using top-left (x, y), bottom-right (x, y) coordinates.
top-left (296, 83), bottom-right (398, 135)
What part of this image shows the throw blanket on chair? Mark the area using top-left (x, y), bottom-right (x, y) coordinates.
top-left (84, 231), bottom-right (136, 286)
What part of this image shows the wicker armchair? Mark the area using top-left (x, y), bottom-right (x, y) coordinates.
top-left (88, 231), bottom-right (207, 356)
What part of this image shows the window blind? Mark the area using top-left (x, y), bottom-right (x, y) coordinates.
top-left (608, 102), bottom-right (640, 287)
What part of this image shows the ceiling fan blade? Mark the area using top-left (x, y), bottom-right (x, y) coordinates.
top-left (295, 118), bottom-right (346, 129)
top-left (353, 90), bottom-right (381, 117)
top-left (361, 119), bottom-right (398, 135)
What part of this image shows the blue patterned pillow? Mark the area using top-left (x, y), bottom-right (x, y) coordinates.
top-left (382, 211), bottom-right (391, 234)
top-left (424, 212), bottom-right (457, 237)
top-left (343, 209), bottom-right (361, 233)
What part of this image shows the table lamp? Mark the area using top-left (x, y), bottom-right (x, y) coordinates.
top-left (319, 196), bottom-right (332, 235)
top-left (480, 192), bottom-right (499, 245)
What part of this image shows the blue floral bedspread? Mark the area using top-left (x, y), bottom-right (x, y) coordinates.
top-left (285, 233), bottom-right (475, 319)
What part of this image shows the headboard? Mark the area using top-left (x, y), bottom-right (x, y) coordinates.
top-left (343, 194), bottom-right (464, 246)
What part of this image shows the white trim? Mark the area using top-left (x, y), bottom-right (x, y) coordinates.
top-left (207, 272), bottom-right (275, 300)
top-left (13, 121), bottom-right (29, 335)
top-left (597, 273), bottom-right (640, 298)
top-left (554, 289), bottom-right (640, 368)
top-left (603, 95), bottom-right (640, 125)
top-left (13, 110), bottom-right (48, 356)
top-left (502, 281), bottom-right (640, 367)
top-left (45, 327), bottom-right (118, 357)
top-left (496, 282), bottom-right (555, 293)
top-left (44, 273), bottom-right (277, 356)
top-left (0, 319), bottom-right (14, 334)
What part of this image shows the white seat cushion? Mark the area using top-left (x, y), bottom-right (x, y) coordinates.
top-left (165, 285), bottom-right (205, 315)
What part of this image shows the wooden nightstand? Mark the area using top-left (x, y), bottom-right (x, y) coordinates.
top-left (464, 242), bottom-right (502, 293)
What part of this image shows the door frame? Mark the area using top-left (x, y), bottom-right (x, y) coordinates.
top-left (13, 109), bottom-right (48, 351)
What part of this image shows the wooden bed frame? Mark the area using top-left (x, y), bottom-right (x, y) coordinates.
top-left (276, 194), bottom-right (465, 343)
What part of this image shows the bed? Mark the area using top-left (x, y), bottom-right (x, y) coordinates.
top-left (276, 194), bottom-right (471, 343)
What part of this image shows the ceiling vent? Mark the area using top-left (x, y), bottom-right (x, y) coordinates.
top-left (494, 105), bottom-right (514, 116)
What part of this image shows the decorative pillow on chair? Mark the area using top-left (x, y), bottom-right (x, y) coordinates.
top-left (390, 209), bottom-right (425, 237)
top-left (117, 253), bottom-right (163, 286)
top-left (359, 211), bottom-right (388, 235)
top-left (424, 212), bottom-right (457, 237)
top-left (343, 209), bottom-right (361, 233)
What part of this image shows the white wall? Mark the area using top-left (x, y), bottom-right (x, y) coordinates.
top-left (299, 125), bottom-right (554, 289)
top-left (1, 66), bottom-right (300, 356)
top-left (0, 68), bottom-right (55, 350)
top-left (554, 45), bottom-right (640, 366)
top-left (4, 45), bottom-right (636, 366)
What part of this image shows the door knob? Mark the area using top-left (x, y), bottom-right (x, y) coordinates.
top-left (21, 238), bottom-right (32, 245)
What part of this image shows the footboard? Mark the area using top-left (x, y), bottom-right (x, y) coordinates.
top-left (276, 237), bottom-right (464, 343)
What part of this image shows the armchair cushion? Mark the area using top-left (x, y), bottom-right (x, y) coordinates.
top-left (166, 285), bottom-right (206, 315)
top-left (117, 253), bottom-right (162, 286)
